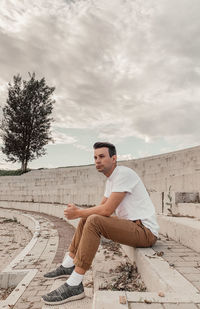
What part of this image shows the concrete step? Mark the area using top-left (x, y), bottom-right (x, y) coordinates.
top-left (173, 203), bottom-right (200, 220)
top-left (93, 234), bottom-right (200, 308)
top-left (0, 208), bottom-right (75, 309)
top-left (2, 205), bottom-right (200, 309)
top-left (157, 214), bottom-right (200, 252)
top-left (0, 208), bottom-right (47, 309)
top-left (93, 291), bottom-right (200, 309)
top-left (121, 237), bottom-right (199, 294)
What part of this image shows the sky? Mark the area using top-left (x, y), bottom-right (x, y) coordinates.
top-left (0, 0), bottom-right (200, 169)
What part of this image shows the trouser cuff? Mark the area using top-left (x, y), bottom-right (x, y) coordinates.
top-left (73, 257), bottom-right (91, 271)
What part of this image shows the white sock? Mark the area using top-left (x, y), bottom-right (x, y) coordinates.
top-left (66, 271), bottom-right (83, 286)
top-left (62, 254), bottom-right (74, 268)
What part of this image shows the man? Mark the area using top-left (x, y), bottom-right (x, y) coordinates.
top-left (42, 142), bottom-right (159, 305)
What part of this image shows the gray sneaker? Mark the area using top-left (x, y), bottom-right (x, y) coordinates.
top-left (42, 282), bottom-right (85, 305)
top-left (44, 265), bottom-right (75, 279)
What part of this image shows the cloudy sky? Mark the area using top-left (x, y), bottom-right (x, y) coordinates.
top-left (0, 0), bottom-right (200, 169)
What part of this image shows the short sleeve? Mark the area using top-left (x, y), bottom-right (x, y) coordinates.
top-left (104, 179), bottom-right (110, 198)
top-left (111, 169), bottom-right (139, 193)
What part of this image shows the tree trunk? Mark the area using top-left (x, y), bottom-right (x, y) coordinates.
top-left (21, 160), bottom-right (28, 173)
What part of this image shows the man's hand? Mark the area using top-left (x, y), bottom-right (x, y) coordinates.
top-left (64, 203), bottom-right (80, 220)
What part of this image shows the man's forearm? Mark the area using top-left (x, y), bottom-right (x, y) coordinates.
top-left (65, 192), bottom-right (125, 220)
top-left (77, 204), bottom-right (110, 218)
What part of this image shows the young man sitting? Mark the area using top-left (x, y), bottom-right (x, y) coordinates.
top-left (42, 142), bottom-right (159, 305)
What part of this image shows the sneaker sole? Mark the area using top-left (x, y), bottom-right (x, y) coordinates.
top-left (42, 292), bottom-right (85, 305)
top-left (43, 274), bottom-right (70, 280)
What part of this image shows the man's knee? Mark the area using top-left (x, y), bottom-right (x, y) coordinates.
top-left (85, 214), bottom-right (103, 226)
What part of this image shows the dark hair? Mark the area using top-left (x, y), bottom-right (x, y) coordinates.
top-left (93, 142), bottom-right (116, 157)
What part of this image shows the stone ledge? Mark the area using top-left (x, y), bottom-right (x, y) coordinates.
top-left (0, 209), bottom-right (40, 272)
top-left (174, 202), bottom-right (200, 219)
top-left (0, 209), bottom-right (40, 309)
top-left (93, 291), bottom-right (200, 309)
top-left (1, 269), bottom-right (38, 309)
top-left (121, 245), bottom-right (198, 294)
top-left (158, 214), bottom-right (200, 252)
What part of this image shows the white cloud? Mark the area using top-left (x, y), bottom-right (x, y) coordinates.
top-left (118, 153), bottom-right (134, 161)
top-left (50, 130), bottom-right (77, 145)
top-left (0, 0), bottom-right (200, 153)
top-left (74, 144), bottom-right (92, 152)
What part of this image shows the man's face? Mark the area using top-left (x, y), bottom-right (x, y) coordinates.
top-left (94, 147), bottom-right (116, 176)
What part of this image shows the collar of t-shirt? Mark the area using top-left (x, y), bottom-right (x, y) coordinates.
top-left (108, 166), bottom-right (118, 181)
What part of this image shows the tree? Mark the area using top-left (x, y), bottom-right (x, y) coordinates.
top-left (0, 73), bottom-right (55, 172)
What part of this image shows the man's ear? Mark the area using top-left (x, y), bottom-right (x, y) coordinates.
top-left (112, 155), bottom-right (117, 164)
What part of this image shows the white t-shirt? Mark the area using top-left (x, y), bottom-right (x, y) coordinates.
top-left (104, 166), bottom-right (159, 237)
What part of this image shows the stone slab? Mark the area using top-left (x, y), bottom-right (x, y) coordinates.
top-left (0, 269), bottom-right (38, 309)
top-left (93, 291), bottom-right (128, 309)
top-left (174, 203), bottom-right (200, 219)
top-left (121, 245), bottom-right (198, 294)
top-left (158, 215), bottom-right (200, 253)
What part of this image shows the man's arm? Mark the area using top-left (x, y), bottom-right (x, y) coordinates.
top-left (64, 192), bottom-right (126, 220)
top-left (100, 196), bottom-right (108, 205)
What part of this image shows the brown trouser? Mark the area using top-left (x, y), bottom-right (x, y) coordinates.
top-left (69, 214), bottom-right (157, 271)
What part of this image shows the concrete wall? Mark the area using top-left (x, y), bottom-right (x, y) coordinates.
top-left (0, 145), bottom-right (200, 214)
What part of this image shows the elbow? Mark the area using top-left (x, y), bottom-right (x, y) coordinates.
top-left (102, 204), bottom-right (113, 217)
top-left (102, 209), bottom-right (113, 217)
top-left (100, 203), bottom-right (114, 217)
